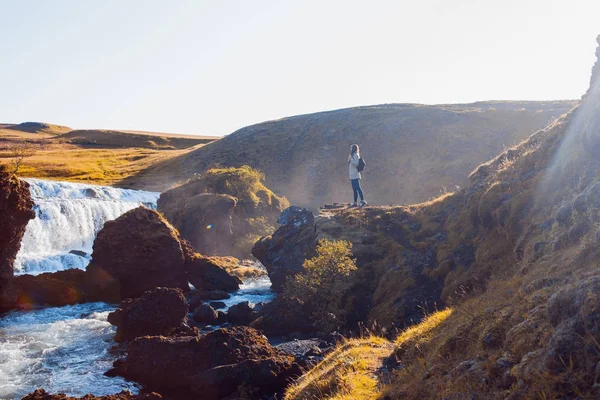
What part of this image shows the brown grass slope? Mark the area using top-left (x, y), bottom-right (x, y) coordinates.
top-left (60, 129), bottom-right (217, 150)
top-left (0, 124), bottom-right (217, 185)
top-left (281, 35), bottom-right (600, 399)
top-left (120, 101), bottom-right (576, 208)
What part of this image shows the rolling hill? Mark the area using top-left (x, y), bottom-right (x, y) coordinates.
top-left (0, 124), bottom-right (218, 185)
top-left (121, 101), bottom-right (577, 208)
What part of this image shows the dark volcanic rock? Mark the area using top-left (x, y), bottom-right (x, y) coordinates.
top-left (13, 269), bottom-right (87, 308)
top-left (209, 301), bottom-right (226, 309)
top-left (252, 206), bottom-right (317, 292)
top-left (88, 207), bottom-right (189, 300)
top-left (185, 255), bottom-right (241, 292)
top-left (192, 302), bottom-right (219, 325)
top-left (158, 191), bottom-right (237, 256)
top-left (250, 299), bottom-right (316, 336)
top-left (22, 388), bottom-right (162, 399)
top-left (227, 301), bottom-right (256, 325)
top-left (0, 170), bottom-right (35, 312)
top-left (107, 287), bottom-right (191, 342)
top-left (115, 326), bottom-right (300, 399)
top-left (189, 290), bottom-right (230, 310)
top-left (68, 249), bottom-right (88, 257)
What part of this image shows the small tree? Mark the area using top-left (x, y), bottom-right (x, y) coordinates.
top-left (8, 141), bottom-right (38, 174)
top-left (284, 239), bottom-right (357, 332)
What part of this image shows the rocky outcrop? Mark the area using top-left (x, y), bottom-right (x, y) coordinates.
top-left (585, 34), bottom-right (600, 99)
top-left (114, 326), bottom-right (300, 399)
top-left (185, 254), bottom-right (241, 292)
top-left (88, 207), bottom-right (188, 300)
top-left (22, 389), bottom-right (162, 400)
top-left (107, 287), bottom-right (194, 342)
top-left (0, 170), bottom-right (35, 312)
top-left (250, 298), bottom-right (316, 336)
top-left (158, 191), bottom-right (237, 256)
top-left (252, 207), bottom-right (317, 291)
top-left (9, 208), bottom-right (241, 309)
top-left (157, 166), bottom-right (289, 258)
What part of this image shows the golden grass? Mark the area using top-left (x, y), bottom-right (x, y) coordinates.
top-left (413, 191), bottom-right (456, 209)
top-left (0, 147), bottom-right (193, 186)
top-left (60, 129), bottom-right (216, 150)
top-left (284, 336), bottom-right (393, 400)
top-left (394, 308), bottom-right (453, 348)
top-left (0, 126), bottom-right (218, 187)
top-left (284, 311), bottom-right (454, 400)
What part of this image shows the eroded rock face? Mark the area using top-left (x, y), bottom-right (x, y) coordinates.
top-left (0, 170), bottom-right (35, 312)
top-left (252, 206), bottom-right (317, 291)
top-left (157, 168), bottom-right (289, 258)
top-left (115, 326), bottom-right (300, 399)
top-left (89, 207), bottom-right (189, 300)
top-left (158, 191), bottom-right (237, 256)
top-left (107, 287), bottom-right (194, 342)
top-left (22, 389), bottom-right (162, 400)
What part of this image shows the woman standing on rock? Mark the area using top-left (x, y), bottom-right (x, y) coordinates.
top-left (348, 144), bottom-right (367, 208)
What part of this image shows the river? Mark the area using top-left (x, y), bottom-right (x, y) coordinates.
top-left (0, 179), bottom-right (274, 399)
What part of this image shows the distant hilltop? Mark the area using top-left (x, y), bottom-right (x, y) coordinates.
top-left (121, 100), bottom-right (577, 208)
top-left (3, 122), bottom-right (72, 135)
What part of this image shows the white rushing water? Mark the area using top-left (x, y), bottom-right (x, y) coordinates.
top-left (14, 179), bottom-right (159, 275)
top-left (222, 275), bottom-right (276, 310)
top-left (0, 178), bottom-right (276, 398)
top-left (0, 302), bottom-right (139, 399)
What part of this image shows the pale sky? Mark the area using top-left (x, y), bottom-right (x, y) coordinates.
top-left (1, 0), bottom-right (599, 136)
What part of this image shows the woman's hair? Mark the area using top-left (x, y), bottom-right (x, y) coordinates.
top-left (349, 144), bottom-right (360, 162)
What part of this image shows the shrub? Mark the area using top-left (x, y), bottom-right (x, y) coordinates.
top-left (283, 239), bottom-right (357, 332)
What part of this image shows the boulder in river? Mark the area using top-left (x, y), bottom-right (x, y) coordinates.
top-left (185, 254), bottom-right (242, 292)
top-left (227, 300), bottom-right (256, 325)
top-left (68, 249), bottom-right (88, 257)
top-left (88, 207), bottom-right (189, 300)
top-left (209, 301), bottom-right (226, 309)
top-left (114, 326), bottom-right (300, 399)
top-left (191, 302), bottom-right (219, 325)
top-left (107, 287), bottom-right (194, 342)
top-left (0, 169), bottom-right (35, 312)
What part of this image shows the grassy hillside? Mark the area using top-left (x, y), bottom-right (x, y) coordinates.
top-left (121, 101), bottom-right (576, 208)
top-left (61, 129), bottom-right (218, 149)
top-left (278, 35), bottom-right (600, 400)
top-left (284, 310), bottom-right (452, 400)
top-left (0, 124), bottom-right (217, 186)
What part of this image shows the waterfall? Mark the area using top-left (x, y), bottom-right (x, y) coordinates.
top-left (14, 179), bottom-right (159, 275)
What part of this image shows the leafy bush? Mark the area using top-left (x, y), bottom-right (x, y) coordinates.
top-left (284, 239), bottom-right (357, 332)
